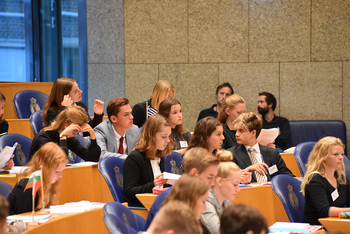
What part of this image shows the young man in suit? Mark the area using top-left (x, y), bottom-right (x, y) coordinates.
top-left (228, 112), bottom-right (294, 183)
top-left (94, 98), bottom-right (140, 159)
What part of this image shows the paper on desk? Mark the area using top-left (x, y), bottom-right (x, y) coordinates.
top-left (50, 201), bottom-right (105, 213)
top-left (257, 128), bottom-right (279, 146)
top-left (69, 162), bottom-right (98, 167)
top-left (163, 172), bottom-right (181, 185)
top-left (7, 214), bottom-right (52, 223)
top-left (0, 142), bottom-right (17, 169)
top-left (9, 166), bottom-right (27, 174)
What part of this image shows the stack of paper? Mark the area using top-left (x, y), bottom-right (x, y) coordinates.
top-left (269, 222), bottom-right (323, 233)
top-left (50, 201), bottom-right (105, 213)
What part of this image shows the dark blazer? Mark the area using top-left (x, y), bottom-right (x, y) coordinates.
top-left (123, 150), bottom-right (165, 207)
top-left (222, 125), bottom-right (237, 149)
top-left (228, 144), bottom-right (294, 182)
top-left (132, 98), bottom-right (152, 128)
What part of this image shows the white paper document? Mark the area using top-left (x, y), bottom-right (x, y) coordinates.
top-left (7, 214), bottom-right (52, 223)
top-left (163, 172), bottom-right (181, 185)
top-left (0, 142), bottom-right (17, 169)
top-left (257, 128), bottom-right (279, 146)
top-left (50, 201), bottom-right (105, 213)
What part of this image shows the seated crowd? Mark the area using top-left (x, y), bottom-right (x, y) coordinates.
top-left (1, 79), bottom-right (349, 234)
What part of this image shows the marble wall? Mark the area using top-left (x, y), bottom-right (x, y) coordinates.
top-left (87, 0), bottom-right (350, 148)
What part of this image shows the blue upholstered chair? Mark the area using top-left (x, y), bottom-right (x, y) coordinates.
top-left (103, 214), bottom-right (137, 234)
top-left (271, 174), bottom-right (305, 222)
top-left (103, 202), bottom-right (146, 232)
top-left (294, 141), bottom-right (317, 176)
top-left (98, 157), bottom-right (125, 202)
top-left (164, 151), bottom-right (182, 174)
top-left (0, 133), bottom-right (32, 166)
top-left (29, 110), bottom-right (44, 135)
top-left (13, 90), bottom-right (48, 119)
top-left (0, 181), bottom-right (12, 198)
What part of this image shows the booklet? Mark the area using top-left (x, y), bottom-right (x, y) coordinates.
top-left (0, 142), bottom-right (17, 169)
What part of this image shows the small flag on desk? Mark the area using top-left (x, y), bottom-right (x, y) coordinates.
top-left (24, 170), bottom-right (42, 200)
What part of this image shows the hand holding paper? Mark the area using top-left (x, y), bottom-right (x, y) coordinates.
top-left (257, 128), bottom-right (279, 146)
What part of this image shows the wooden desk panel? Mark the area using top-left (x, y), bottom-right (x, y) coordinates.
top-left (281, 153), bottom-right (302, 177)
top-left (0, 165), bottom-right (114, 204)
top-left (22, 208), bottom-right (108, 234)
top-left (7, 119), bottom-right (34, 139)
top-left (318, 217), bottom-right (350, 233)
top-left (136, 185), bottom-right (290, 227)
top-left (0, 82), bottom-right (53, 120)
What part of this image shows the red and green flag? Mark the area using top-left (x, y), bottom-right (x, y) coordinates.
top-left (24, 170), bottom-right (42, 200)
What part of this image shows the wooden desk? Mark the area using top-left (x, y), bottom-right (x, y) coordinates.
top-left (7, 119), bottom-right (34, 139)
top-left (0, 82), bottom-right (53, 119)
top-left (22, 208), bottom-right (108, 234)
top-left (318, 217), bottom-right (350, 233)
top-left (280, 153), bottom-right (302, 177)
top-left (136, 185), bottom-right (289, 226)
top-left (0, 165), bottom-right (114, 204)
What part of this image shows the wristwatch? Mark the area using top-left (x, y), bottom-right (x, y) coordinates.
top-left (59, 132), bottom-right (65, 138)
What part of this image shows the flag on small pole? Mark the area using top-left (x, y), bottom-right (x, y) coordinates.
top-left (24, 169), bottom-right (42, 222)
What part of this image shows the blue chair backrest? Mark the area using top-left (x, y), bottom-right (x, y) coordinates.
top-left (98, 157), bottom-right (125, 202)
top-left (67, 135), bottom-right (87, 164)
top-left (164, 151), bottom-right (182, 175)
top-left (29, 110), bottom-right (44, 135)
top-left (343, 155), bottom-right (350, 174)
top-left (103, 214), bottom-right (137, 234)
top-left (13, 90), bottom-right (48, 119)
top-left (286, 120), bottom-right (347, 154)
top-left (0, 133), bottom-right (32, 166)
top-left (294, 141), bottom-right (317, 176)
top-left (271, 174), bottom-right (305, 222)
top-left (103, 202), bottom-right (146, 231)
top-left (0, 181), bottom-right (12, 198)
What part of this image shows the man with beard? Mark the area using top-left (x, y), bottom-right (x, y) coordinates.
top-left (257, 92), bottom-right (290, 152)
top-left (197, 82), bottom-right (234, 122)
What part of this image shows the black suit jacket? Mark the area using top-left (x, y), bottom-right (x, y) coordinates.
top-left (123, 150), bottom-right (165, 207)
top-left (132, 98), bottom-right (152, 128)
top-left (228, 144), bottom-right (294, 182)
top-left (222, 125), bottom-right (237, 149)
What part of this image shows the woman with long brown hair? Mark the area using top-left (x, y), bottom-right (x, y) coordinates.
top-left (42, 77), bottom-right (104, 128)
top-left (158, 98), bottom-right (191, 154)
top-left (29, 106), bottom-right (101, 162)
top-left (7, 142), bottom-right (68, 215)
top-left (123, 114), bottom-right (172, 207)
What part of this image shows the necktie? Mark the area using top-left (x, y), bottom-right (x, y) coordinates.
top-left (119, 136), bottom-right (124, 154)
top-left (248, 148), bottom-right (266, 182)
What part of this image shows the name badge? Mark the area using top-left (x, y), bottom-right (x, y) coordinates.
top-left (331, 189), bottom-right (339, 201)
top-left (268, 164), bottom-right (278, 175)
top-left (180, 141), bottom-right (188, 148)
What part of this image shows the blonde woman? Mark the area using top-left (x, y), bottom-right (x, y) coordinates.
top-left (29, 106), bottom-right (101, 162)
top-left (7, 142), bottom-right (68, 215)
top-left (132, 80), bottom-right (175, 127)
top-left (301, 137), bottom-right (350, 225)
top-left (217, 94), bottom-right (246, 149)
top-left (200, 150), bottom-right (242, 234)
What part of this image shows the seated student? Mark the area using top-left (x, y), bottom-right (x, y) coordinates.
top-left (142, 201), bottom-right (202, 234)
top-left (218, 94), bottom-right (246, 149)
top-left (197, 82), bottom-right (233, 122)
top-left (132, 80), bottom-right (175, 128)
top-left (145, 147), bottom-right (220, 228)
top-left (7, 142), bottom-right (68, 215)
top-left (0, 92), bottom-right (8, 135)
top-left (228, 112), bottom-right (294, 183)
top-left (0, 92), bottom-right (15, 169)
top-left (301, 137), bottom-right (350, 225)
top-left (158, 98), bottom-right (192, 154)
top-left (123, 114), bottom-right (172, 207)
top-left (163, 174), bottom-right (209, 221)
top-left (29, 106), bottom-right (101, 162)
top-left (0, 195), bottom-right (9, 234)
top-left (42, 77), bottom-right (104, 129)
top-left (200, 150), bottom-right (243, 234)
top-left (94, 98), bottom-right (140, 159)
top-left (220, 204), bottom-right (268, 234)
